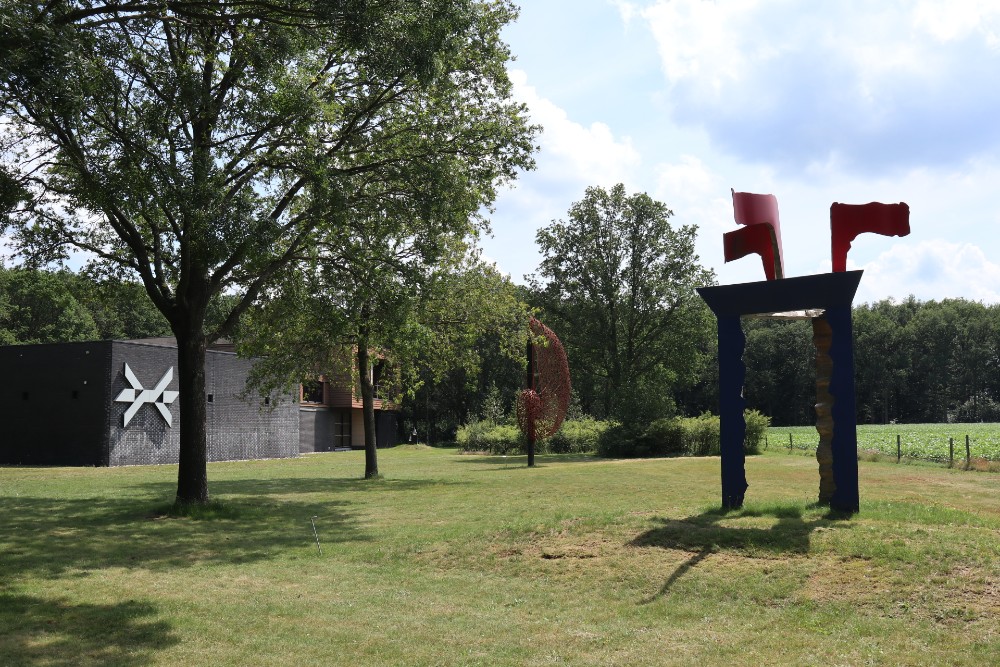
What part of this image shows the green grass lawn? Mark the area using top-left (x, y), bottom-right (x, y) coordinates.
top-left (2, 446), bottom-right (999, 666)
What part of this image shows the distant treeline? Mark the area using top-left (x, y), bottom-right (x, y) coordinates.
top-left (0, 266), bottom-right (236, 344)
top-left (719, 297), bottom-right (1000, 427)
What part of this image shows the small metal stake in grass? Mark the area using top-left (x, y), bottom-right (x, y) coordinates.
top-left (311, 516), bottom-right (322, 556)
top-left (897, 434), bottom-right (901, 463)
top-left (949, 437), bottom-right (954, 468)
top-left (966, 435), bottom-right (971, 470)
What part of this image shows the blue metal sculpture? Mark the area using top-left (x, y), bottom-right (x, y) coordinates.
top-left (698, 191), bottom-right (909, 513)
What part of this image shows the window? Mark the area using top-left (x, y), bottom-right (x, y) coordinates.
top-left (372, 360), bottom-right (385, 400)
top-left (301, 379), bottom-right (324, 404)
top-left (332, 409), bottom-right (352, 448)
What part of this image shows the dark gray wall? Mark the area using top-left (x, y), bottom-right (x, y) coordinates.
top-left (107, 342), bottom-right (299, 465)
top-left (298, 407), bottom-right (400, 452)
top-left (204, 349), bottom-right (299, 463)
top-left (107, 342), bottom-right (181, 466)
top-left (376, 411), bottom-right (400, 448)
top-left (1, 340), bottom-right (298, 467)
top-left (298, 406), bottom-right (330, 453)
top-left (0, 341), bottom-right (112, 465)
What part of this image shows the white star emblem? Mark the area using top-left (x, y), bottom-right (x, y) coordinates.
top-left (115, 363), bottom-right (179, 427)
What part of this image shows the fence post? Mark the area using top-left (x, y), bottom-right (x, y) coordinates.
top-left (966, 435), bottom-right (971, 470)
top-left (949, 437), bottom-right (954, 468)
top-left (896, 434), bottom-right (901, 463)
top-left (789, 433), bottom-right (793, 452)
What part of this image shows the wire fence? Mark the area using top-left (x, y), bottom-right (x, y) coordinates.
top-left (766, 424), bottom-right (1000, 468)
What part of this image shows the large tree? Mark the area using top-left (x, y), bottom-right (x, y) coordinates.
top-left (240, 243), bottom-right (530, 478)
top-left (0, 0), bottom-right (534, 504)
top-left (529, 183), bottom-right (715, 424)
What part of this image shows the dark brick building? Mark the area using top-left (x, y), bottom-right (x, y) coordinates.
top-left (0, 339), bottom-right (299, 466)
top-left (297, 357), bottom-right (401, 454)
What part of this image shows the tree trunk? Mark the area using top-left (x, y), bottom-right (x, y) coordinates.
top-left (358, 331), bottom-right (379, 479)
top-left (526, 338), bottom-right (536, 467)
top-left (174, 325), bottom-right (209, 505)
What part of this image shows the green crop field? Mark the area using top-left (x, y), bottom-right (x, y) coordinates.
top-left (768, 423), bottom-right (1000, 462)
top-left (2, 446), bottom-right (999, 666)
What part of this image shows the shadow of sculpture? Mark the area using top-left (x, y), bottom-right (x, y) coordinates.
top-left (630, 504), bottom-right (852, 603)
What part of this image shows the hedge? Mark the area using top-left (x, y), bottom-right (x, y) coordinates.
top-left (457, 410), bottom-right (771, 459)
top-left (596, 410), bottom-right (770, 458)
top-left (457, 417), bottom-right (613, 455)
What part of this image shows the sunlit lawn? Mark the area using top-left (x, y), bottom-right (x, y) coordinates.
top-left (1, 446), bottom-right (998, 666)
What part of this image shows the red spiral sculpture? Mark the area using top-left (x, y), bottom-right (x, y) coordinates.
top-left (516, 318), bottom-right (571, 464)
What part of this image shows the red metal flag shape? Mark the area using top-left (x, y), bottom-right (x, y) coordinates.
top-left (830, 202), bottom-right (910, 272)
top-left (724, 190), bottom-right (785, 280)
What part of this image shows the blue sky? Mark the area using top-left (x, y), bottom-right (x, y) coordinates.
top-left (482, 0), bottom-right (1000, 304)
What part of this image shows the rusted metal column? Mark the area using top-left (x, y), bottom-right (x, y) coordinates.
top-left (812, 316), bottom-right (836, 503)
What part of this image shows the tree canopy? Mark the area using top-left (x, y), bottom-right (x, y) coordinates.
top-left (0, 0), bottom-right (536, 503)
top-left (528, 183), bottom-right (715, 424)
top-left (0, 266), bottom-right (98, 344)
top-left (239, 243), bottom-right (531, 476)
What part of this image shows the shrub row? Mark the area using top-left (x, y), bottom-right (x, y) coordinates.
top-left (456, 410), bottom-right (770, 459)
top-left (455, 420), bottom-right (522, 455)
top-left (456, 417), bottom-right (613, 455)
top-left (596, 410), bottom-right (770, 458)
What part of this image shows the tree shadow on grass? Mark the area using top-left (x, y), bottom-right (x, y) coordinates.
top-left (0, 589), bottom-right (178, 666)
top-left (630, 503), bottom-right (853, 603)
top-left (0, 476), bottom-right (453, 581)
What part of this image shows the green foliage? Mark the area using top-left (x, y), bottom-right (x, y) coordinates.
top-left (546, 416), bottom-right (613, 454)
top-left (479, 384), bottom-right (507, 424)
top-left (456, 419), bottom-right (523, 454)
top-left (949, 396), bottom-right (1000, 424)
top-left (1, 0), bottom-right (536, 502)
top-left (62, 271), bottom-right (171, 340)
top-left (0, 267), bottom-right (98, 344)
top-left (389, 260), bottom-right (532, 444)
top-left (743, 409), bottom-right (771, 455)
top-left (746, 298), bottom-right (1000, 428)
top-left (597, 410), bottom-right (768, 458)
top-left (596, 423), bottom-right (639, 458)
top-left (678, 414), bottom-right (722, 457)
top-left (638, 418), bottom-right (687, 456)
top-left (527, 183), bottom-right (715, 424)
top-left (457, 417), bottom-right (614, 455)
top-left (742, 318), bottom-right (815, 426)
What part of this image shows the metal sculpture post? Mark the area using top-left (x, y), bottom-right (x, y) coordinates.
top-left (516, 318), bottom-right (571, 467)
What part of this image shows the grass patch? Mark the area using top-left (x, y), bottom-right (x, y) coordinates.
top-left (1, 448), bottom-right (998, 665)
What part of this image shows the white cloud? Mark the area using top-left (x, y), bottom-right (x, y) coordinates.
top-left (641, 0), bottom-right (762, 87)
top-left (509, 69), bottom-right (640, 187)
top-left (636, 0), bottom-right (1000, 174)
top-left (913, 0), bottom-right (1000, 44)
top-left (612, 0), bottom-right (639, 26)
top-left (654, 154), bottom-right (716, 201)
top-left (486, 70), bottom-right (645, 282)
top-left (857, 240), bottom-right (1000, 303)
